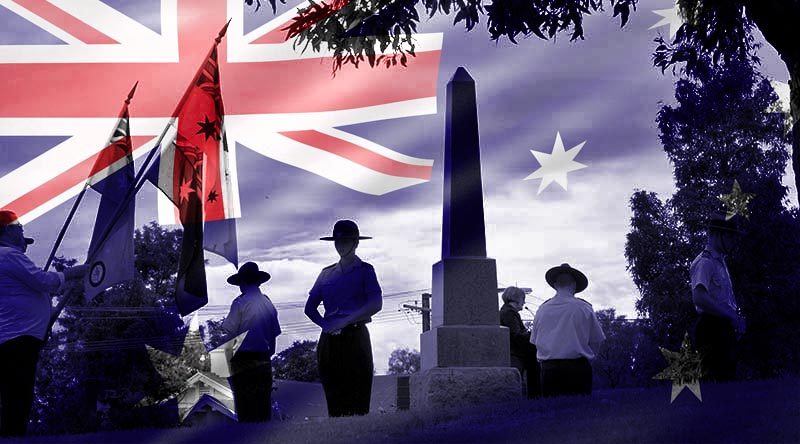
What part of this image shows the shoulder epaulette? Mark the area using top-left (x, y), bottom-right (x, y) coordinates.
top-left (322, 263), bottom-right (337, 270)
top-left (576, 297), bottom-right (593, 307)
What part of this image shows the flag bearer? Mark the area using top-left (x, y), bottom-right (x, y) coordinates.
top-left (0, 209), bottom-right (87, 436)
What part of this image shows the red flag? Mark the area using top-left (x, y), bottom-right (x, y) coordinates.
top-left (148, 26), bottom-right (233, 315)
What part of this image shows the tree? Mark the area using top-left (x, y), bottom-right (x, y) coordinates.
top-left (626, 50), bottom-right (800, 377)
top-left (272, 340), bottom-right (320, 381)
top-left (31, 223), bottom-right (186, 434)
top-left (653, 0), bottom-right (800, 203)
top-left (387, 347), bottom-right (421, 375)
top-left (245, 0), bottom-right (637, 70)
top-left (593, 309), bottom-right (637, 388)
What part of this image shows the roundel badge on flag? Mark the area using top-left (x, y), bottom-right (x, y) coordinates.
top-left (89, 261), bottom-right (106, 287)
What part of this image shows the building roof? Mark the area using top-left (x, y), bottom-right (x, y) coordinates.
top-left (184, 371), bottom-right (233, 399)
top-left (181, 394), bottom-right (237, 422)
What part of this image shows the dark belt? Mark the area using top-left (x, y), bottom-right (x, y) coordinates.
top-left (342, 321), bottom-right (368, 330)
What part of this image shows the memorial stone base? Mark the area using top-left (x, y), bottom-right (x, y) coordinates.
top-left (411, 367), bottom-right (521, 411)
top-left (420, 325), bottom-right (510, 369)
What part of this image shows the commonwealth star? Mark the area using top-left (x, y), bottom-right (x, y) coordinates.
top-left (524, 132), bottom-right (587, 194)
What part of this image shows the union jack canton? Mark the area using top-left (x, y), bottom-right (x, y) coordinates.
top-left (0, 0), bottom-right (442, 224)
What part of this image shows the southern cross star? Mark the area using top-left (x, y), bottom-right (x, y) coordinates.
top-left (653, 332), bottom-right (704, 403)
top-left (207, 190), bottom-right (219, 203)
top-left (524, 132), bottom-right (587, 194)
top-left (649, 1), bottom-right (684, 39)
top-left (196, 115), bottom-right (220, 141)
top-left (718, 180), bottom-right (755, 220)
top-left (178, 180), bottom-right (196, 204)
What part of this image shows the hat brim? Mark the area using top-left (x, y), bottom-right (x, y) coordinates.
top-left (227, 271), bottom-right (271, 286)
top-left (24, 237), bottom-right (34, 245)
top-left (545, 266), bottom-right (588, 293)
top-left (319, 236), bottom-right (372, 241)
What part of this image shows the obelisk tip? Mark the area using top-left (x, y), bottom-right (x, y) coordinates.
top-left (450, 67), bottom-right (474, 83)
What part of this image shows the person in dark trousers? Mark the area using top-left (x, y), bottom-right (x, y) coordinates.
top-left (221, 262), bottom-right (281, 422)
top-left (499, 286), bottom-right (540, 399)
top-left (531, 263), bottom-right (605, 397)
top-left (305, 220), bottom-right (382, 417)
top-left (690, 212), bottom-right (746, 382)
top-left (0, 209), bottom-right (87, 436)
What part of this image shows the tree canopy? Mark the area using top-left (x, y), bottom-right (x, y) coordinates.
top-left (245, 0), bottom-right (637, 70)
top-left (387, 347), bottom-right (421, 375)
top-left (32, 223), bottom-right (187, 434)
top-left (272, 340), bottom-right (321, 381)
top-left (626, 50), bottom-right (800, 377)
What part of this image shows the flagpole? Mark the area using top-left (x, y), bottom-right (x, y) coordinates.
top-left (85, 19), bottom-right (233, 274)
top-left (46, 21), bottom-right (233, 338)
top-left (44, 118), bottom-right (173, 342)
top-left (43, 82), bottom-right (140, 272)
top-left (86, 19), bottom-right (233, 254)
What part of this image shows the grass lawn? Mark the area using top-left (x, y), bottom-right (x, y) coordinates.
top-left (11, 377), bottom-right (800, 444)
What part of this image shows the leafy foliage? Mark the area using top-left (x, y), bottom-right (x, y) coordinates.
top-left (272, 340), bottom-right (320, 381)
top-left (652, 1), bottom-right (800, 203)
top-left (626, 50), bottom-right (800, 377)
top-left (31, 223), bottom-right (186, 434)
top-left (592, 308), bottom-right (658, 388)
top-left (246, 0), bottom-right (637, 71)
top-left (387, 347), bottom-right (420, 375)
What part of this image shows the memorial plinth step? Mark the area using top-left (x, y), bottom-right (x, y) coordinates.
top-left (421, 324), bottom-right (510, 369)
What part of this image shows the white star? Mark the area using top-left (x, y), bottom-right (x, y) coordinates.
top-left (649, 2), bottom-right (684, 39)
top-left (524, 132), bottom-right (588, 194)
top-left (670, 380), bottom-right (703, 403)
top-left (142, 314), bottom-right (248, 413)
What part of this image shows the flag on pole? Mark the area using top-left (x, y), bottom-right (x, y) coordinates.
top-left (84, 84), bottom-right (138, 301)
top-left (146, 24), bottom-right (235, 315)
top-left (0, 1), bottom-right (439, 226)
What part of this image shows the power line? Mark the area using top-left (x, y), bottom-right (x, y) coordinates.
top-left (43, 310), bottom-right (415, 352)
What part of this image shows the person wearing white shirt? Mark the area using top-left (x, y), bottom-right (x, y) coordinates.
top-left (530, 263), bottom-right (605, 397)
top-left (220, 262), bottom-right (281, 422)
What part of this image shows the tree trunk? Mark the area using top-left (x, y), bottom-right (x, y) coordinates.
top-left (790, 63), bottom-right (800, 201)
top-left (745, 0), bottom-right (800, 202)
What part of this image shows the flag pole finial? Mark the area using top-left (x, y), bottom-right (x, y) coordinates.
top-left (216, 18), bottom-right (232, 43)
top-left (125, 81), bottom-right (139, 105)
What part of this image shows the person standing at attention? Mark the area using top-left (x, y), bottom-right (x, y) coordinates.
top-left (531, 263), bottom-right (605, 397)
top-left (305, 220), bottom-right (382, 417)
top-left (221, 262), bottom-right (281, 422)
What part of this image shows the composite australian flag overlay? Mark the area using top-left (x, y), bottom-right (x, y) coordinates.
top-left (0, 0), bottom-right (793, 371)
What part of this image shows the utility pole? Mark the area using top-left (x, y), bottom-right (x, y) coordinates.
top-left (403, 289), bottom-right (532, 333)
top-left (402, 293), bottom-right (432, 332)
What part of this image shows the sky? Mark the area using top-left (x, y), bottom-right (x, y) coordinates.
top-left (0, 0), bottom-right (794, 374)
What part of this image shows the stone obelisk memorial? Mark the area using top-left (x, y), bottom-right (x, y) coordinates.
top-left (412, 67), bottom-right (521, 409)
